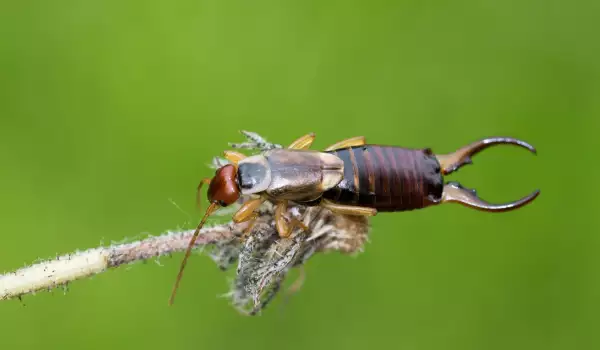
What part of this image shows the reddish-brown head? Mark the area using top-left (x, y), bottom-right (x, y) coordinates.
top-left (207, 164), bottom-right (240, 207)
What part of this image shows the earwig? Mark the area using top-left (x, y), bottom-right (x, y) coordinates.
top-left (168, 133), bottom-right (539, 305)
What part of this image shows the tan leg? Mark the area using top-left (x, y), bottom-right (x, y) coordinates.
top-left (275, 200), bottom-right (309, 238)
top-left (321, 199), bottom-right (377, 216)
top-left (288, 133), bottom-right (316, 150)
top-left (324, 136), bottom-right (366, 151)
top-left (196, 177), bottom-right (212, 212)
top-left (234, 198), bottom-right (265, 241)
top-left (239, 215), bottom-right (258, 241)
top-left (232, 197), bottom-right (265, 223)
top-left (223, 150), bottom-right (246, 165)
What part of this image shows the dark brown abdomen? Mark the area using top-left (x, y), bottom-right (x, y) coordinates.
top-left (323, 145), bottom-right (444, 211)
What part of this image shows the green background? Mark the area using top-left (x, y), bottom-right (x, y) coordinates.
top-left (0, 0), bottom-right (598, 349)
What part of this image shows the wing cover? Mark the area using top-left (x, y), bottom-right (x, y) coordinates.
top-left (264, 149), bottom-right (344, 201)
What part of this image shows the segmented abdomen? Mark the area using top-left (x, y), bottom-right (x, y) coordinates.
top-left (323, 145), bottom-right (444, 211)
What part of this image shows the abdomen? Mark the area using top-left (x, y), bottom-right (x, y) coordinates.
top-left (322, 145), bottom-right (444, 211)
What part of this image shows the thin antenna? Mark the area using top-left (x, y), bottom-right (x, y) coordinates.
top-left (168, 202), bottom-right (219, 305)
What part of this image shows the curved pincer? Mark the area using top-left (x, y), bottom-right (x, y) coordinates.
top-left (435, 137), bottom-right (539, 213)
top-left (436, 137), bottom-right (536, 175)
top-left (441, 182), bottom-right (540, 212)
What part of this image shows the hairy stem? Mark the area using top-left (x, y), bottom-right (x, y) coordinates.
top-left (0, 224), bottom-right (240, 301)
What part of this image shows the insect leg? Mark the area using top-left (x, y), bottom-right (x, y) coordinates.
top-left (320, 199), bottom-right (377, 216)
top-left (275, 200), bottom-right (309, 238)
top-left (240, 215), bottom-right (259, 241)
top-left (232, 197), bottom-right (266, 223)
top-left (232, 197), bottom-right (266, 240)
top-left (223, 150), bottom-right (247, 165)
top-left (324, 136), bottom-right (366, 151)
top-left (287, 133), bottom-right (316, 150)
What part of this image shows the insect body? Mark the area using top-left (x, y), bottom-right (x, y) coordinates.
top-left (168, 133), bottom-right (539, 305)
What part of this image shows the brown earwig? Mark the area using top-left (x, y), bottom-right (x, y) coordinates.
top-left (168, 133), bottom-right (539, 305)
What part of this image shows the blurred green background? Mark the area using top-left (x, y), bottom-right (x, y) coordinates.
top-left (0, 0), bottom-right (598, 349)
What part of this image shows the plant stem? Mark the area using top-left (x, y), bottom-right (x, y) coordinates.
top-left (0, 224), bottom-right (239, 301)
